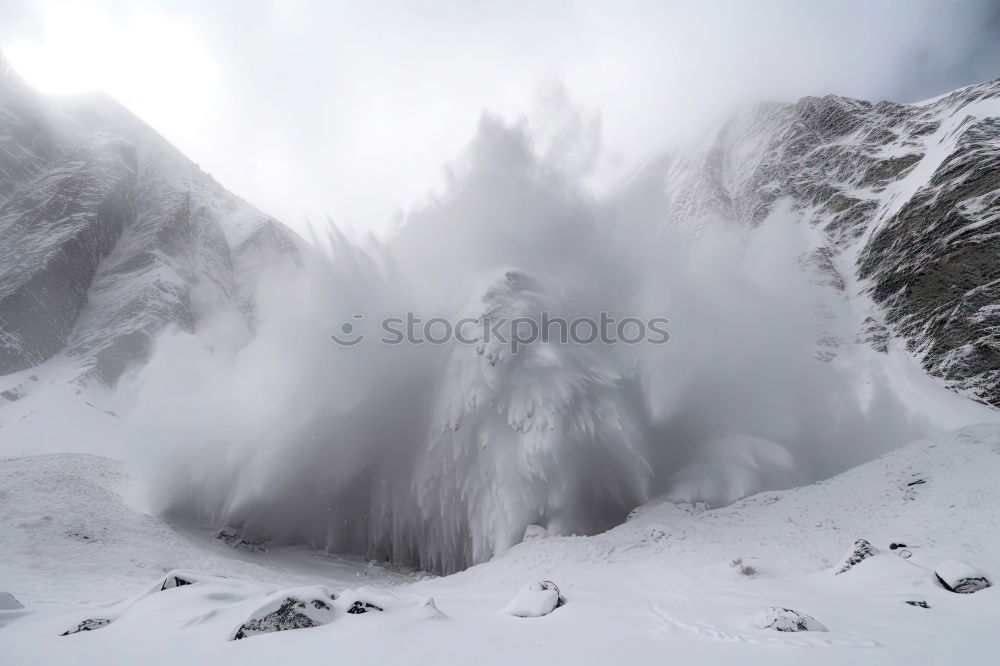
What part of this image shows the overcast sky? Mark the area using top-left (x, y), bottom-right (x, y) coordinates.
top-left (2, 0), bottom-right (999, 236)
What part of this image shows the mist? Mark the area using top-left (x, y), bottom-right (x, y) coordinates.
top-left (5, 0), bottom-right (1000, 236)
top-left (120, 109), bottom-right (993, 573)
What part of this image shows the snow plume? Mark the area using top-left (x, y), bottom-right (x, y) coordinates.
top-left (124, 113), bottom-right (983, 574)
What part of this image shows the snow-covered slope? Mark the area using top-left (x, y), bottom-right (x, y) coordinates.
top-left (665, 80), bottom-right (1000, 405)
top-left (1, 424), bottom-right (998, 664)
top-left (0, 51), bottom-right (301, 387)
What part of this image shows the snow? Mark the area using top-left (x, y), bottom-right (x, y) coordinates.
top-left (0, 355), bottom-right (124, 458)
top-left (0, 594), bottom-right (22, 611)
top-left (502, 581), bottom-right (561, 617)
top-left (2, 57), bottom-right (1000, 666)
top-left (2, 424), bottom-right (999, 663)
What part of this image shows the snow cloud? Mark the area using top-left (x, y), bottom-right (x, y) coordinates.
top-left (121, 110), bottom-right (988, 573)
top-left (3, 1), bottom-right (1000, 236)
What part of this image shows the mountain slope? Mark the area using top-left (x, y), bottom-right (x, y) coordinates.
top-left (1, 424), bottom-right (998, 664)
top-left (666, 80), bottom-right (1000, 405)
top-left (0, 51), bottom-right (301, 386)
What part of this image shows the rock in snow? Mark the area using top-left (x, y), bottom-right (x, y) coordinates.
top-left (935, 559), bottom-right (992, 594)
top-left (60, 618), bottom-right (112, 636)
top-left (159, 569), bottom-right (205, 591)
top-left (346, 601), bottom-right (384, 614)
top-left (504, 581), bottom-right (564, 618)
top-left (233, 591), bottom-right (337, 640)
top-left (753, 607), bottom-right (827, 632)
top-left (834, 538), bottom-right (876, 574)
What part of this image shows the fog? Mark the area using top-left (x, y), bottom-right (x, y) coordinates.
top-left (4, 0), bottom-right (1000, 236)
top-left (122, 111), bottom-right (992, 573)
top-left (5, 0), bottom-right (996, 572)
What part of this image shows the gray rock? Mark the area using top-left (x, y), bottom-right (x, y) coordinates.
top-left (346, 600), bottom-right (384, 614)
top-left (233, 595), bottom-right (336, 640)
top-left (754, 607), bottom-right (827, 632)
top-left (159, 569), bottom-right (208, 591)
top-left (835, 538), bottom-right (875, 574)
top-left (60, 618), bottom-right (111, 636)
top-left (935, 559), bottom-right (992, 594)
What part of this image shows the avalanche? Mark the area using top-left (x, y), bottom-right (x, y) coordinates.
top-left (120, 114), bottom-right (999, 573)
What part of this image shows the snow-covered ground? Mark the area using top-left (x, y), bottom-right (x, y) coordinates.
top-left (0, 355), bottom-right (124, 459)
top-left (2, 424), bottom-right (997, 664)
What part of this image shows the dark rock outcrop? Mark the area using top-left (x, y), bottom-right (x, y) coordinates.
top-left (666, 79), bottom-right (1000, 405)
top-left (346, 600), bottom-right (384, 614)
top-left (835, 538), bottom-right (875, 574)
top-left (935, 559), bottom-right (992, 594)
top-left (60, 618), bottom-right (112, 636)
top-left (233, 595), bottom-right (336, 640)
top-left (0, 58), bottom-right (302, 386)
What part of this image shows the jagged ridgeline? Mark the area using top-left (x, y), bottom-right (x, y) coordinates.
top-left (0, 49), bottom-right (301, 385)
top-left (665, 81), bottom-right (1000, 405)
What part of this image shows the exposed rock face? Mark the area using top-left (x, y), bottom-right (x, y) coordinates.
top-left (666, 80), bottom-right (1000, 405)
top-left (0, 54), bottom-right (301, 386)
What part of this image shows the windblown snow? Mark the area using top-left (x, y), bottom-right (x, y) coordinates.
top-left (119, 112), bottom-right (999, 574)
top-left (1, 53), bottom-right (1000, 665)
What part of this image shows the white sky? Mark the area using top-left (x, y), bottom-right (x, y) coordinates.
top-left (2, 0), bottom-right (999, 237)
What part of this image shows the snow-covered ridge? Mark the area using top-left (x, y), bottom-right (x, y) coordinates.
top-left (0, 54), bottom-right (302, 386)
top-left (665, 78), bottom-right (1000, 405)
top-left (1, 424), bottom-right (998, 663)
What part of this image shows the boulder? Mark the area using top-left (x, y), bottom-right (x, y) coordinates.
top-left (835, 538), bottom-right (875, 574)
top-left (753, 607), bottom-right (827, 632)
top-left (216, 527), bottom-right (270, 552)
top-left (346, 601), bottom-right (384, 615)
top-left (935, 559), bottom-right (991, 594)
top-left (159, 569), bottom-right (207, 591)
top-left (233, 592), bottom-right (336, 640)
top-left (504, 581), bottom-right (563, 618)
top-left (61, 618), bottom-right (112, 636)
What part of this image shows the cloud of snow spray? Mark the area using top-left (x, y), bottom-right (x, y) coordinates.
top-left (123, 108), bottom-right (978, 574)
